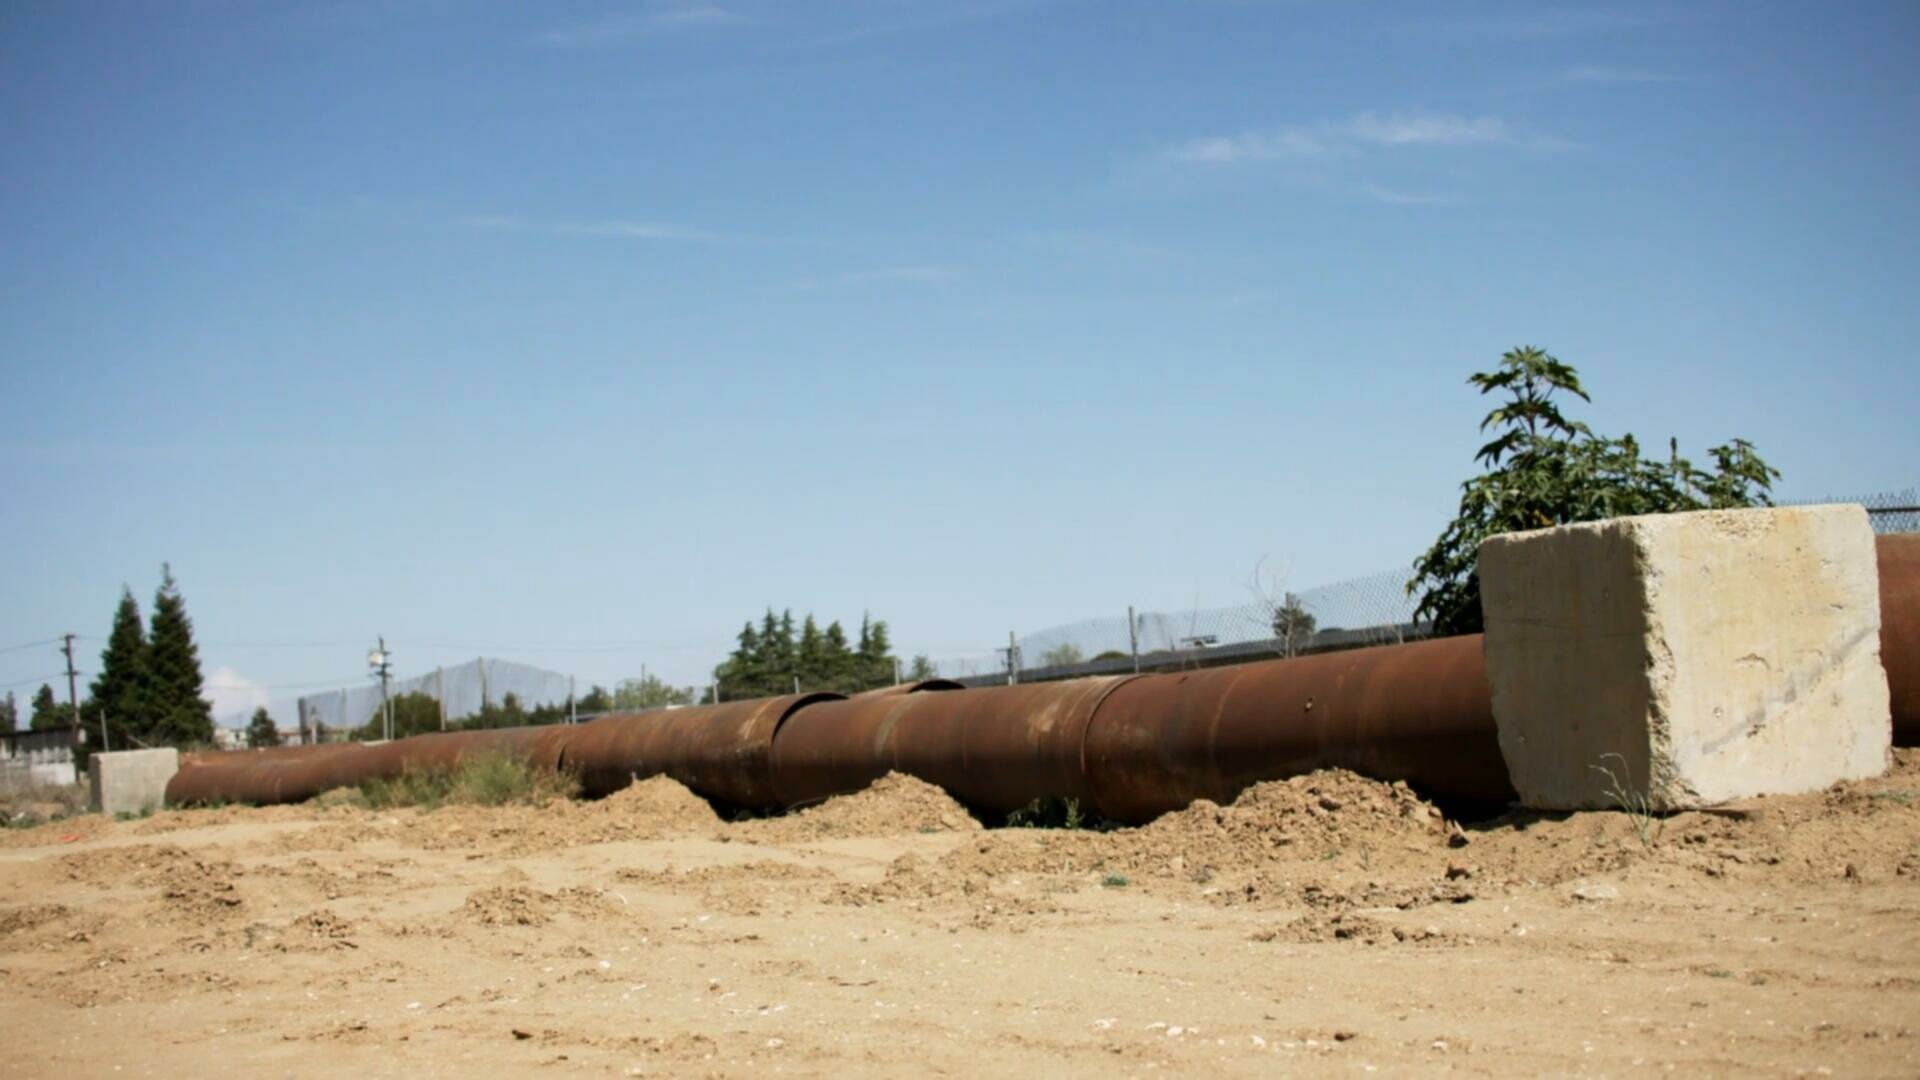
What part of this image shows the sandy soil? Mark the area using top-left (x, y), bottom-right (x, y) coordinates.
top-left (3, 757), bottom-right (1919, 1077)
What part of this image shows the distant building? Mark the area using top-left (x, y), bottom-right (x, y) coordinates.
top-left (1, 726), bottom-right (85, 786)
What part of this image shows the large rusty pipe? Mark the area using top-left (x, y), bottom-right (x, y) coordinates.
top-left (560, 693), bottom-right (842, 805)
top-left (879, 676), bottom-right (1139, 815)
top-left (1082, 634), bottom-right (1509, 823)
top-left (768, 683), bottom-right (959, 806)
top-left (1879, 533), bottom-right (1920, 743)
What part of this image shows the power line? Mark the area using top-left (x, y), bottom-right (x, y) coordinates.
top-left (0, 671), bottom-right (69, 690)
top-left (0, 638), bottom-right (61, 655)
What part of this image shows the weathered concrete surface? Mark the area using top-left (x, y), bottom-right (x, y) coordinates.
top-left (89, 748), bottom-right (179, 817)
top-left (1479, 505), bottom-right (1891, 810)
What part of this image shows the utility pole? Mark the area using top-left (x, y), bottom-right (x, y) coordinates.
top-left (568, 676), bottom-right (577, 725)
top-left (894, 656), bottom-right (903, 686)
top-left (436, 667), bottom-right (446, 731)
top-left (1006, 631), bottom-right (1019, 686)
top-left (60, 634), bottom-right (81, 730)
top-left (368, 637), bottom-right (393, 742)
top-left (1128, 606), bottom-right (1140, 674)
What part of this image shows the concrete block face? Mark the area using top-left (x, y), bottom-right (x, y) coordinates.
top-left (89, 748), bottom-right (179, 817)
top-left (1479, 505), bottom-right (1891, 810)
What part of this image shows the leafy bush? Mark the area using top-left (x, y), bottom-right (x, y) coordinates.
top-left (1410, 347), bottom-right (1779, 635)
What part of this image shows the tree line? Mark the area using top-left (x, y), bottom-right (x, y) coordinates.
top-left (0, 566), bottom-right (215, 749)
top-left (710, 609), bottom-right (934, 699)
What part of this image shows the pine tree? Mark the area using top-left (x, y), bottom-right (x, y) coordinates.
top-left (147, 563), bottom-right (214, 747)
top-left (30, 684), bottom-right (74, 730)
top-left (796, 615), bottom-right (826, 689)
top-left (245, 706), bottom-right (282, 748)
top-left (821, 620), bottom-right (854, 692)
top-left (0, 691), bottom-right (16, 734)
top-left (857, 615), bottom-right (894, 689)
top-left (90, 586), bottom-right (150, 747)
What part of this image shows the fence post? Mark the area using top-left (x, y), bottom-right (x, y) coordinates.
top-left (1007, 631), bottom-right (1018, 686)
top-left (1128, 605), bottom-right (1139, 673)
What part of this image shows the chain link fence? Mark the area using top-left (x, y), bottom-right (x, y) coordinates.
top-left (930, 566), bottom-right (1419, 684)
top-left (1790, 488), bottom-right (1919, 535)
top-left (932, 487), bottom-right (1918, 686)
top-left (296, 657), bottom-right (575, 740)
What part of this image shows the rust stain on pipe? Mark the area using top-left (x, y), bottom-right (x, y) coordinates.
top-left (1082, 634), bottom-right (1509, 823)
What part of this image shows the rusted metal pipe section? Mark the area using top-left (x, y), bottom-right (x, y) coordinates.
top-left (769, 682), bottom-right (959, 806)
top-left (166, 726), bottom-right (580, 806)
top-left (560, 693), bottom-right (842, 805)
top-left (880, 676), bottom-right (1139, 815)
top-left (1082, 634), bottom-right (1510, 823)
top-left (1880, 533), bottom-right (1920, 743)
top-left (167, 741), bottom-right (380, 806)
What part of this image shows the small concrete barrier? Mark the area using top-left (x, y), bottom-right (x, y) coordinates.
top-left (1479, 504), bottom-right (1891, 810)
top-left (90, 748), bottom-right (180, 817)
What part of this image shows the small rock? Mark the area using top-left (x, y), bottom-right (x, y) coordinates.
top-left (1445, 862), bottom-right (1473, 880)
top-left (1317, 795), bottom-right (1343, 812)
top-left (1447, 826), bottom-right (1470, 848)
top-left (1571, 882), bottom-right (1619, 902)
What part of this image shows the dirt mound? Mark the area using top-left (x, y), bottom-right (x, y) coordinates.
top-left (1129, 770), bottom-right (1447, 868)
top-left (461, 884), bottom-right (625, 927)
top-left (591, 775), bottom-right (724, 834)
top-left (149, 852), bottom-right (246, 922)
top-left (743, 772), bottom-right (980, 841)
top-left (55, 843), bottom-right (198, 885)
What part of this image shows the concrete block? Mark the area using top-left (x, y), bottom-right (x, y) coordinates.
top-left (89, 748), bottom-right (179, 817)
top-left (1479, 505), bottom-right (1891, 810)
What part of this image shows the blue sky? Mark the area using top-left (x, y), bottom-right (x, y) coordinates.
top-left (2, 0), bottom-right (1916, 727)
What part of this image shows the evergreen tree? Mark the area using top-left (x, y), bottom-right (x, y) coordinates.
top-left (245, 706), bottom-right (282, 748)
top-left (857, 615), bottom-right (894, 689)
top-left (796, 615), bottom-right (826, 689)
top-left (821, 620), bottom-right (854, 692)
top-left (30, 684), bottom-right (75, 730)
top-left (576, 685), bottom-right (614, 713)
top-left (90, 586), bottom-right (150, 747)
top-left (0, 691), bottom-right (16, 734)
top-left (146, 563), bottom-right (215, 746)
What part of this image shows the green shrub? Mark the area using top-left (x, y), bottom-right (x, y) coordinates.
top-left (360, 752), bottom-right (578, 810)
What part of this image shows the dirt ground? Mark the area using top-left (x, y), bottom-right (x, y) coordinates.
top-left (3, 756), bottom-right (1918, 1078)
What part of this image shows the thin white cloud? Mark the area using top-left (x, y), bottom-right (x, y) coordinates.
top-left (537, 6), bottom-right (746, 47)
top-left (786, 265), bottom-right (958, 290)
top-left (1342, 112), bottom-right (1517, 147)
top-left (1163, 111), bottom-right (1558, 166)
top-left (457, 215), bottom-right (725, 243)
top-left (204, 667), bottom-right (270, 725)
top-left (1562, 65), bottom-right (1678, 84)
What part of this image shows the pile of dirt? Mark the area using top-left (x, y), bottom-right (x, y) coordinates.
top-left (590, 775), bottom-right (725, 835)
top-left (1127, 771), bottom-right (1449, 871)
top-left (460, 883), bottom-right (627, 927)
top-left (148, 851), bottom-right (247, 922)
top-left (742, 772), bottom-right (980, 841)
